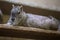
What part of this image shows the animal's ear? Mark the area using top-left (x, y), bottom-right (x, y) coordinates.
top-left (19, 5), bottom-right (23, 12)
top-left (20, 5), bottom-right (23, 8)
top-left (12, 4), bottom-right (15, 8)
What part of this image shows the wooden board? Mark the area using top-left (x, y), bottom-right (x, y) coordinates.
top-left (0, 24), bottom-right (60, 40)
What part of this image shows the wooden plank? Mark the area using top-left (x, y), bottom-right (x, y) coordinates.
top-left (0, 0), bottom-right (60, 11)
top-left (0, 24), bottom-right (60, 40)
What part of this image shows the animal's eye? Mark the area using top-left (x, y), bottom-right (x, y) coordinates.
top-left (18, 12), bottom-right (20, 14)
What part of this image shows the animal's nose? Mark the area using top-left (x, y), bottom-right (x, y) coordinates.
top-left (11, 18), bottom-right (15, 22)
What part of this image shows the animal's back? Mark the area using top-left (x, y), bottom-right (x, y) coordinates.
top-left (23, 13), bottom-right (58, 30)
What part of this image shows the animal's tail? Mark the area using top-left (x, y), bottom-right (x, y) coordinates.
top-left (58, 23), bottom-right (60, 31)
top-left (49, 16), bottom-right (60, 31)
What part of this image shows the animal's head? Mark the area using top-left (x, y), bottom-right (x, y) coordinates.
top-left (11, 5), bottom-right (23, 22)
top-left (9, 5), bottom-right (26, 25)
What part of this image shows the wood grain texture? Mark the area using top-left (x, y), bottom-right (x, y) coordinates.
top-left (0, 24), bottom-right (60, 40)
